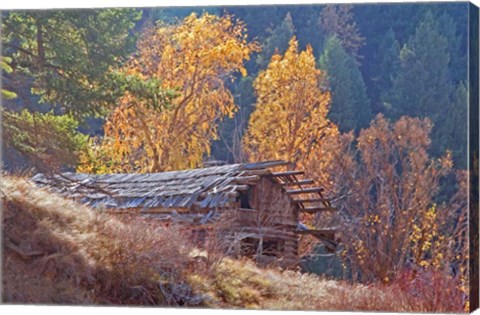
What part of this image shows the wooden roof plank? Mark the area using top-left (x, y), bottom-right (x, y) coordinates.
top-left (281, 179), bottom-right (315, 186)
top-left (243, 160), bottom-right (289, 170)
top-left (271, 170), bottom-right (305, 177)
top-left (286, 187), bottom-right (324, 194)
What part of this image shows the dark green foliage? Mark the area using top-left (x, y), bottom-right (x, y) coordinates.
top-left (109, 71), bottom-right (179, 111)
top-left (2, 109), bottom-right (88, 171)
top-left (386, 11), bottom-right (451, 118)
top-left (287, 6), bottom-right (324, 55)
top-left (437, 12), bottom-right (467, 84)
top-left (385, 10), bottom-right (467, 168)
top-left (0, 57), bottom-right (17, 99)
top-left (2, 9), bottom-right (141, 118)
top-left (437, 82), bottom-right (468, 168)
top-left (369, 28), bottom-right (400, 113)
top-left (1, 9), bottom-right (144, 172)
top-left (355, 3), bottom-right (467, 116)
top-left (255, 12), bottom-right (295, 70)
top-left (319, 36), bottom-right (371, 132)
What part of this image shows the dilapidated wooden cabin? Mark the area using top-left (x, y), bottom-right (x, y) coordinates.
top-left (32, 160), bottom-right (337, 266)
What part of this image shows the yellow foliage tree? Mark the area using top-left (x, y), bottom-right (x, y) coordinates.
top-left (243, 37), bottom-right (339, 255)
top-left (327, 114), bottom-right (467, 284)
top-left (79, 13), bottom-right (258, 173)
top-left (243, 37), bottom-right (338, 173)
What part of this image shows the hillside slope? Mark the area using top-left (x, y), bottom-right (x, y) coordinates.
top-left (2, 175), bottom-right (195, 305)
top-left (1, 176), bottom-right (463, 312)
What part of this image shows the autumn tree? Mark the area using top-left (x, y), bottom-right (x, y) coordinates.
top-left (79, 13), bottom-right (258, 173)
top-left (212, 13), bottom-right (295, 163)
top-left (326, 114), bottom-right (467, 283)
top-left (243, 37), bottom-right (339, 256)
top-left (243, 37), bottom-right (337, 171)
top-left (318, 4), bottom-right (365, 61)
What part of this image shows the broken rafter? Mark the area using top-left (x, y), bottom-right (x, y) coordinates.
top-left (243, 160), bottom-right (290, 170)
top-left (286, 187), bottom-right (324, 195)
top-left (244, 169), bottom-right (272, 176)
top-left (271, 170), bottom-right (305, 177)
top-left (234, 175), bottom-right (260, 182)
top-left (233, 185), bottom-right (250, 191)
top-left (232, 175), bottom-right (261, 185)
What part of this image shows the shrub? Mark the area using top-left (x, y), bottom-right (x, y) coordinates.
top-left (1, 176), bottom-right (197, 305)
top-left (323, 114), bottom-right (468, 286)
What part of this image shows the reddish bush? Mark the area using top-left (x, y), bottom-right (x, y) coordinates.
top-left (391, 268), bottom-right (467, 312)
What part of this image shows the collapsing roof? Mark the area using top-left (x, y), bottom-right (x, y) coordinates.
top-left (31, 160), bottom-right (298, 210)
top-left (32, 160), bottom-right (338, 252)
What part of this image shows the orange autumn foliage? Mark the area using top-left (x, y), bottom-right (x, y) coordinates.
top-left (243, 37), bottom-right (338, 173)
top-left (326, 114), bottom-right (467, 286)
top-left (79, 13), bottom-right (258, 173)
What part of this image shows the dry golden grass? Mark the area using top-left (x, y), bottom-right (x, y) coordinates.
top-left (1, 175), bottom-right (467, 312)
top-left (2, 175), bottom-right (194, 305)
top-left (188, 257), bottom-right (465, 313)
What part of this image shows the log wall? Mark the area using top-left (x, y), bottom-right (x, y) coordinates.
top-left (233, 177), bottom-right (299, 265)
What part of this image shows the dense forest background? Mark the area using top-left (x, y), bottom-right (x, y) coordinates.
top-left (159, 3), bottom-right (468, 170)
top-left (1, 2), bottom-right (469, 172)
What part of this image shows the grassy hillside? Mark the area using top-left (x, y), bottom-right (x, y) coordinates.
top-left (1, 176), bottom-right (465, 312)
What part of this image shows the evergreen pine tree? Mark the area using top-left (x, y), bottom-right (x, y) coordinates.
top-left (437, 12), bottom-right (467, 84)
top-left (255, 12), bottom-right (295, 70)
top-left (371, 28), bottom-right (400, 113)
top-left (439, 82), bottom-right (468, 168)
top-left (386, 11), bottom-right (452, 118)
top-left (319, 36), bottom-right (372, 132)
top-left (386, 11), bottom-right (469, 166)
